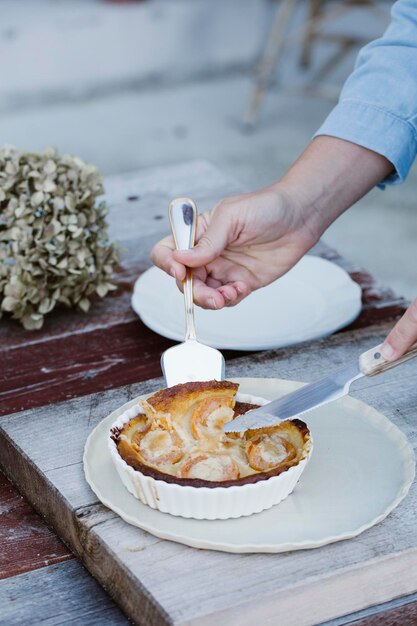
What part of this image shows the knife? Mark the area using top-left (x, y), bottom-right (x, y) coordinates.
top-left (223, 341), bottom-right (417, 433)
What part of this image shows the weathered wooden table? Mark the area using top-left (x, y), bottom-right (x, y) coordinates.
top-left (1, 161), bottom-right (416, 625)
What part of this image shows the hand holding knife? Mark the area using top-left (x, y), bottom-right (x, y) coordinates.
top-left (223, 341), bottom-right (417, 434)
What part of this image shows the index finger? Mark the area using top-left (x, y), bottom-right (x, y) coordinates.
top-left (381, 297), bottom-right (417, 360)
top-left (151, 235), bottom-right (186, 281)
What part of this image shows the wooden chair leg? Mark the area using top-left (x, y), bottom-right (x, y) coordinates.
top-left (299, 0), bottom-right (323, 68)
top-left (244, 0), bottom-right (299, 128)
top-left (311, 36), bottom-right (356, 82)
top-left (244, 0), bottom-right (389, 127)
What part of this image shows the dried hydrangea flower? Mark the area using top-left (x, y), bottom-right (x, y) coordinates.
top-left (0, 146), bottom-right (118, 329)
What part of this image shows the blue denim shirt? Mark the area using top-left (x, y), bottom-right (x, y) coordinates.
top-left (315, 0), bottom-right (417, 187)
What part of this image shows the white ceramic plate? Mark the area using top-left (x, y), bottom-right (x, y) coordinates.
top-left (84, 378), bottom-right (415, 554)
top-left (131, 256), bottom-right (362, 350)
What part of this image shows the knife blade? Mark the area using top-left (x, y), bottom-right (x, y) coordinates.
top-left (224, 363), bottom-right (363, 433)
top-left (223, 340), bottom-right (417, 434)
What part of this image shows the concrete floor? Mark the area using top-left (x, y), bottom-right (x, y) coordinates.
top-left (0, 0), bottom-right (415, 299)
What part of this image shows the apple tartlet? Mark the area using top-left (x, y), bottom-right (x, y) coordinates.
top-left (111, 380), bottom-right (311, 489)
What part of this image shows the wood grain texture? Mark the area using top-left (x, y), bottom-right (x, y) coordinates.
top-left (0, 319), bottom-right (174, 417)
top-left (0, 560), bottom-right (128, 625)
top-left (0, 471), bottom-right (72, 580)
top-left (1, 322), bottom-right (417, 626)
top-left (359, 341), bottom-right (417, 377)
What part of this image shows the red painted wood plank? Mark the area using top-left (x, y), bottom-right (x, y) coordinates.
top-left (0, 318), bottom-right (172, 417)
top-left (355, 601), bottom-right (417, 626)
top-left (0, 472), bottom-right (72, 580)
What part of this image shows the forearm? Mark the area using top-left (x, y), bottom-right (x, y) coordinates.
top-left (275, 136), bottom-right (393, 239)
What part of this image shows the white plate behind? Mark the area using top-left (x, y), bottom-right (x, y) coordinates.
top-left (84, 378), bottom-right (415, 554)
top-left (131, 256), bottom-right (362, 350)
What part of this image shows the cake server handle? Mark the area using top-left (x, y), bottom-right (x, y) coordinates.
top-left (168, 198), bottom-right (198, 341)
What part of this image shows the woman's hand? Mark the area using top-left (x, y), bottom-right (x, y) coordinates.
top-left (151, 185), bottom-right (322, 310)
top-left (152, 138), bottom-right (393, 311)
top-left (381, 299), bottom-right (417, 360)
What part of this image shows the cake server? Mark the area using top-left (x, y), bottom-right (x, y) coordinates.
top-left (161, 197), bottom-right (225, 388)
top-left (224, 341), bottom-right (417, 433)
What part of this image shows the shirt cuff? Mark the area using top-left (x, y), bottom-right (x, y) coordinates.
top-left (314, 100), bottom-right (417, 188)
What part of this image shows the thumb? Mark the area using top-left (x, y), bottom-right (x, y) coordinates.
top-left (173, 212), bottom-right (231, 267)
top-left (380, 298), bottom-right (417, 360)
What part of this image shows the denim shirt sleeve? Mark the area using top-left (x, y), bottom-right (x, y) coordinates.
top-left (314, 0), bottom-right (417, 187)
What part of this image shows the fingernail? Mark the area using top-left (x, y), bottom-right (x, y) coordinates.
top-left (381, 343), bottom-right (394, 360)
top-left (209, 298), bottom-right (218, 310)
top-left (170, 267), bottom-right (177, 280)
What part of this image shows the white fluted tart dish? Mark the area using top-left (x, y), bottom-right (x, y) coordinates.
top-left (109, 380), bottom-right (313, 519)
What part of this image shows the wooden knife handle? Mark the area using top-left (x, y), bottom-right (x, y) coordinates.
top-left (359, 341), bottom-right (417, 377)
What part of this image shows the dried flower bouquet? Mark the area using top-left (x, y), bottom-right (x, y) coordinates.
top-left (0, 146), bottom-right (118, 329)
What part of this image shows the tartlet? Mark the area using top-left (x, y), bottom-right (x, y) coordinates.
top-left (109, 380), bottom-right (312, 519)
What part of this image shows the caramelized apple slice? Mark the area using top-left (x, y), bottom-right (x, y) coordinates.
top-left (245, 431), bottom-right (297, 472)
top-left (119, 414), bottom-right (152, 449)
top-left (138, 427), bottom-right (184, 466)
top-left (191, 397), bottom-right (234, 441)
top-left (179, 453), bottom-right (240, 481)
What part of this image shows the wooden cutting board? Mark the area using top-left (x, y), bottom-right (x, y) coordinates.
top-left (1, 323), bottom-right (417, 626)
